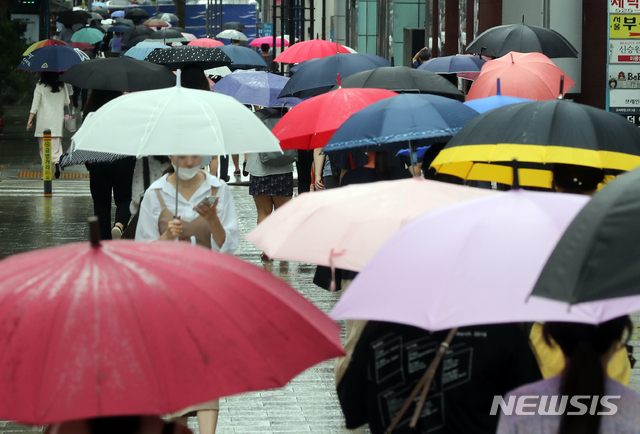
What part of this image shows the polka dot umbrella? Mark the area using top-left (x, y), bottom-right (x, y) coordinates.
top-left (144, 46), bottom-right (232, 70)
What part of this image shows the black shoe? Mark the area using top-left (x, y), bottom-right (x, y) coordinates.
top-left (222, 175), bottom-right (230, 182)
top-left (233, 170), bottom-right (241, 176)
top-left (54, 163), bottom-right (61, 179)
top-left (242, 161), bottom-right (249, 177)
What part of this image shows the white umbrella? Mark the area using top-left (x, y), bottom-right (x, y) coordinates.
top-left (204, 66), bottom-right (232, 78)
top-left (216, 29), bottom-right (248, 41)
top-left (72, 73), bottom-right (280, 157)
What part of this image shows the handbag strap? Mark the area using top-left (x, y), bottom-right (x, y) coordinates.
top-left (142, 157), bottom-right (150, 191)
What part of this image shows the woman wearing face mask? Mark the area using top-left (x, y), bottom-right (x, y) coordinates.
top-left (135, 155), bottom-right (239, 254)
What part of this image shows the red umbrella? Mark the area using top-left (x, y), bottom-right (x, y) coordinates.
top-left (69, 42), bottom-right (94, 54)
top-left (274, 39), bottom-right (351, 64)
top-left (0, 228), bottom-right (343, 425)
top-left (272, 88), bottom-right (397, 150)
top-left (466, 51), bottom-right (575, 101)
top-left (187, 38), bottom-right (224, 47)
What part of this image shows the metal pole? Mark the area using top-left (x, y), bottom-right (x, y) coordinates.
top-left (432, 0), bottom-right (439, 57)
top-left (45, 0), bottom-right (50, 39)
top-left (43, 129), bottom-right (52, 197)
top-left (309, 0), bottom-right (314, 40)
top-left (321, 0), bottom-right (326, 39)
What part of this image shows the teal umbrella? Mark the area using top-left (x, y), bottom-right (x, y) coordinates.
top-left (71, 28), bottom-right (104, 45)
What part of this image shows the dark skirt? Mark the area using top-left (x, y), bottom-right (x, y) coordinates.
top-left (249, 173), bottom-right (294, 197)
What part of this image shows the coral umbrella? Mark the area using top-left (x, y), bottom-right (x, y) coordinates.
top-left (249, 36), bottom-right (289, 47)
top-left (274, 39), bottom-right (351, 64)
top-left (466, 51), bottom-right (575, 101)
top-left (0, 223), bottom-right (344, 425)
top-left (271, 88), bottom-right (397, 150)
top-left (188, 38), bottom-right (224, 47)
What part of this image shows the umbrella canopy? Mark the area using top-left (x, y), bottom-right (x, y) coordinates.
top-left (146, 28), bottom-right (187, 43)
top-left (188, 38), bottom-right (224, 47)
top-left (222, 21), bottom-right (245, 30)
top-left (0, 238), bottom-right (343, 425)
top-left (60, 57), bottom-right (176, 92)
top-left (144, 18), bottom-right (170, 28)
top-left (121, 25), bottom-right (154, 46)
top-left (59, 149), bottom-right (124, 168)
top-left (246, 178), bottom-right (496, 271)
top-left (23, 39), bottom-right (67, 56)
top-left (213, 70), bottom-right (300, 107)
top-left (328, 189), bottom-right (622, 331)
top-left (92, 8), bottom-right (109, 19)
top-left (70, 27), bottom-right (105, 44)
top-left (249, 36), bottom-right (289, 48)
top-left (337, 66), bottom-right (465, 101)
top-left (89, 12), bottom-right (103, 22)
top-left (204, 65), bottom-right (233, 79)
top-left (145, 46), bottom-right (231, 70)
top-left (123, 41), bottom-right (169, 60)
top-left (531, 167), bottom-right (640, 305)
top-left (57, 10), bottom-right (89, 26)
top-left (72, 82), bottom-right (282, 157)
top-left (108, 24), bottom-right (130, 33)
top-left (216, 29), bottom-right (248, 41)
top-left (218, 45), bottom-right (267, 70)
top-left (155, 13), bottom-right (178, 22)
top-left (466, 51), bottom-right (575, 101)
top-left (114, 17), bottom-right (136, 28)
top-left (124, 8), bottom-right (149, 20)
top-left (274, 39), bottom-right (351, 63)
top-left (418, 54), bottom-right (486, 74)
top-left (278, 53), bottom-right (391, 99)
top-left (181, 32), bottom-right (197, 42)
top-left (68, 42), bottom-right (95, 54)
top-left (271, 88), bottom-right (397, 150)
top-left (465, 23), bottom-right (579, 59)
top-left (17, 45), bottom-right (90, 73)
top-left (463, 79), bottom-right (532, 113)
top-left (110, 10), bottom-right (125, 18)
top-left (322, 94), bottom-right (479, 155)
top-left (431, 99), bottom-right (640, 188)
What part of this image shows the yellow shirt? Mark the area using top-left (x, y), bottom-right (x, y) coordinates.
top-left (529, 322), bottom-right (630, 385)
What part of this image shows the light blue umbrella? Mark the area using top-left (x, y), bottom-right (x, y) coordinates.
top-left (463, 78), bottom-right (533, 113)
top-left (213, 70), bottom-right (301, 107)
top-left (124, 42), bottom-right (169, 60)
top-left (218, 45), bottom-right (267, 70)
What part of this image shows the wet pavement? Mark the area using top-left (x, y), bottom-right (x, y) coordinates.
top-left (1, 102), bottom-right (640, 433)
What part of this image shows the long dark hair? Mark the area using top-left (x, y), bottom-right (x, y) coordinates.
top-left (543, 316), bottom-right (633, 434)
top-left (552, 163), bottom-right (605, 194)
top-left (181, 64), bottom-right (210, 90)
top-left (83, 89), bottom-right (122, 115)
top-left (39, 71), bottom-right (62, 93)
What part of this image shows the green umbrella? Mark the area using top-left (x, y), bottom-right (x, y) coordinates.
top-left (71, 28), bottom-right (104, 45)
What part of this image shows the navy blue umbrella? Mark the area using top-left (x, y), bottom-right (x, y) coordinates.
top-left (17, 45), bottom-right (90, 72)
top-left (108, 25), bottom-right (131, 33)
top-left (322, 93), bottom-right (479, 155)
top-left (418, 55), bottom-right (486, 74)
top-left (218, 45), bottom-right (268, 70)
top-left (279, 53), bottom-right (391, 98)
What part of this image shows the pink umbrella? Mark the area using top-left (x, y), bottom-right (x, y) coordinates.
top-left (249, 36), bottom-right (289, 48)
top-left (188, 38), bottom-right (224, 47)
top-left (329, 189), bottom-right (634, 330)
top-left (245, 178), bottom-right (497, 271)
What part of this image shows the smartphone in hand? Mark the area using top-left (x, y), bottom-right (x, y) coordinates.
top-left (199, 195), bottom-right (219, 207)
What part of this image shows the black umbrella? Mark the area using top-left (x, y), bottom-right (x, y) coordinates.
top-left (218, 45), bottom-right (267, 70)
top-left (169, 26), bottom-right (186, 33)
top-left (146, 29), bottom-right (188, 43)
top-left (222, 22), bottom-right (245, 30)
top-left (121, 25), bottom-right (154, 46)
top-left (57, 10), bottom-right (89, 26)
top-left (125, 35), bottom-right (150, 48)
top-left (145, 46), bottom-right (232, 70)
top-left (92, 9), bottom-right (109, 19)
top-left (60, 57), bottom-right (176, 92)
top-left (124, 8), bottom-right (150, 21)
top-left (114, 17), bottom-right (135, 27)
top-left (336, 67), bottom-right (464, 101)
top-left (531, 167), bottom-right (640, 305)
top-left (90, 12), bottom-right (104, 22)
top-left (465, 24), bottom-right (578, 59)
top-left (279, 53), bottom-right (391, 98)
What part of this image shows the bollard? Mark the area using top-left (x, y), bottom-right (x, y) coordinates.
top-left (43, 129), bottom-right (52, 197)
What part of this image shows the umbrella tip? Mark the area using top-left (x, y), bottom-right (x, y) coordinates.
top-left (88, 217), bottom-right (101, 247)
top-left (496, 78), bottom-right (501, 96)
top-left (522, 15), bottom-right (525, 24)
top-left (176, 68), bottom-right (182, 87)
top-left (511, 159), bottom-right (521, 190)
top-left (337, 73), bottom-right (341, 88)
top-left (558, 75), bottom-right (565, 99)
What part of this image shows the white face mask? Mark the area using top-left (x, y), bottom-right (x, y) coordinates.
top-left (172, 163), bottom-right (201, 180)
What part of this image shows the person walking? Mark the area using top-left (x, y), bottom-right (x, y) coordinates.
top-left (83, 90), bottom-right (136, 240)
top-left (27, 71), bottom-right (71, 178)
top-left (498, 316), bottom-right (640, 434)
top-left (135, 155), bottom-right (239, 434)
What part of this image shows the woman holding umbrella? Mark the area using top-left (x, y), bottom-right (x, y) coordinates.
top-left (27, 71), bottom-right (71, 178)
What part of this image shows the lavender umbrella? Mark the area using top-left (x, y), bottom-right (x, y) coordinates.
top-left (330, 188), bottom-right (634, 330)
top-left (213, 70), bottom-right (301, 107)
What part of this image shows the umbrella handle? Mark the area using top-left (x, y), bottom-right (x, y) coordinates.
top-left (88, 217), bottom-right (101, 247)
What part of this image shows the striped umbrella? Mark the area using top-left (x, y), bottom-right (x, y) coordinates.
top-left (23, 39), bottom-right (67, 56)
